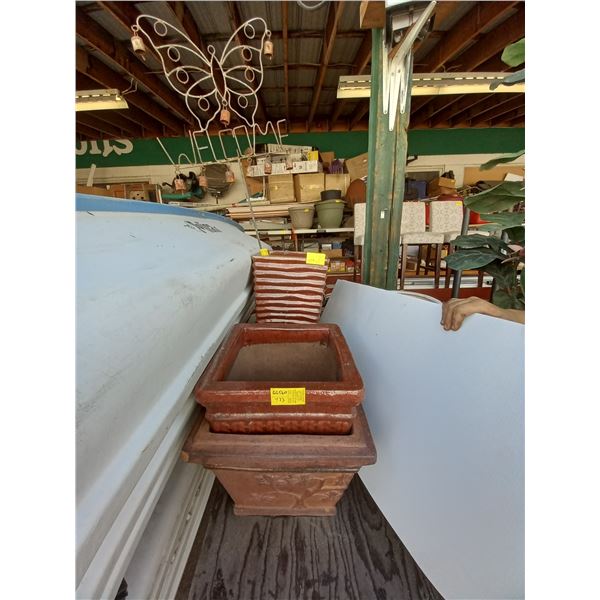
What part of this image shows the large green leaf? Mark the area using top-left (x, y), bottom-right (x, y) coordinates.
top-left (479, 150), bottom-right (525, 170)
top-left (444, 248), bottom-right (499, 270)
top-left (504, 226), bottom-right (525, 244)
top-left (492, 288), bottom-right (520, 309)
top-left (478, 212), bottom-right (525, 228)
top-left (452, 234), bottom-right (512, 255)
top-left (490, 69), bottom-right (525, 90)
top-left (464, 181), bottom-right (525, 213)
top-left (501, 38), bottom-right (525, 67)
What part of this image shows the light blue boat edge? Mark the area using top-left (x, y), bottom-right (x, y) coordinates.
top-left (76, 193), bottom-right (245, 232)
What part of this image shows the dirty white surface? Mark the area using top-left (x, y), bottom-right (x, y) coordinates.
top-left (322, 281), bottom-right (524, 600)
top-left (76, 204), bottom-right (258, 600)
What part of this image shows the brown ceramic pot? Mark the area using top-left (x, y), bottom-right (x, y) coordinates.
top-left (181, 405), bottom-right (376, 516)
top-left (194, 323), bottom-right (364, 434)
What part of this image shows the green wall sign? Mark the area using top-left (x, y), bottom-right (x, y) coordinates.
top-left (75, 128), bottom-right (524, 169)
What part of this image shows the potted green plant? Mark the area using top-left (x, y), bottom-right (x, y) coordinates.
top-left (444, 39), bottom-right (525, 310)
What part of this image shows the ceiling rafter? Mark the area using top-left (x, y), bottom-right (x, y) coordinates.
top-left (468, 95), bottom-right (524, 126)
top-left (282, 0), bottom-right (290, 123)
top-left (82, 109), bottom-right (144, 139)
top-left (76, 46), bottom-right (180, 134)
top-left (427, 93), bottom-right (490, 128)
top-left (77, 113), bottom-right (126, 138)
top-left (448, 5), bottom-right (525, 71)
top-left (329, 30), bottom-right (371, 129)
top-left (419, 1), bottom-right (519, 72)
top-left (77, 122), bottom-right (106, 140)
top-left (76, 8), bottom-right (194, 127)
top-left (349, 100), bottom-right (370, 131)
top-left (449, 93), bottom-right (521, 127)
top-left (490, 106), bottom-right (525, 127)
top-left (307, 0), bottom-right (345, 128)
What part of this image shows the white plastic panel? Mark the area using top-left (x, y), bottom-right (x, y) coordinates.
top-left (322, 281), bottom-right (524, 600)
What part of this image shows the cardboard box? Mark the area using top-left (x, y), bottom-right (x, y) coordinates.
top-left (268, 174), bottom-right (295, 204)
top-left (322, 248), bottom-right (343, 259)
top-left (328, 259), bottom-right (347, 273)
top-left (266, 143), bottom-right (312, 154)
top-left (427, 176), bottom-right (456, 196)
top-left (294, 173), bottom-right (325, 203)
top-left (244, 176), bottom-right (265, 197)
top-left (76, 185), bottom-right (116, 198)
top-left (321, 151), bottom-right (335, 168)
top-left (325, 174), bottom-right (350, 196)
top-left (345, 152), bottom-right (369, 181)
top-left (292, 160), bottom-right (323, 174)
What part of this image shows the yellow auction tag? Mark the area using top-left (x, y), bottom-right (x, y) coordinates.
top-left (270, 387), bottom-right (306, 406)
top-left (306, 252), bottom-right (326, 266)
top-left (259, 248), bottom-right (269, 256)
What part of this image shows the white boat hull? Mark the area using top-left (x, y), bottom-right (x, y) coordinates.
top-left (76, 196), bottom-right (258, 599)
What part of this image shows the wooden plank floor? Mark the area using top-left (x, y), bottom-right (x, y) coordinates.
top-left (176, 475), bottom-right (443, 600)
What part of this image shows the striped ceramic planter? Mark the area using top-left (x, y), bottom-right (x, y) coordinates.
top-left (252, 251), bottom-right (328, 323)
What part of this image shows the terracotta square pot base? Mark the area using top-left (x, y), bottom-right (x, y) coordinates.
top-left (181, 406), bottom-right (376, 516)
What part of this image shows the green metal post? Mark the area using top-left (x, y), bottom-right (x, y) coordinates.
top-left (363, 32), bottom-right (414, 290)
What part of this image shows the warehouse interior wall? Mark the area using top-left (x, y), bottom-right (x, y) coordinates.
top-left (75, 128), bottom-right (525, 169)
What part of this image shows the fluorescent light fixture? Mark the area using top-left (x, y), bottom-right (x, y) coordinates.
top-left (75, 88), bottom-right (129, 111)
top-left (337, 72), bottom-right (525, 99)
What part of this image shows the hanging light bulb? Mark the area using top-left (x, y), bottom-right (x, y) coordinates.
top-left (263, 32), bottom-right (273, 61)
top-left (225, 168), bottom-right (235, 183)
top-left (263, 158), bottom-right (272, 175)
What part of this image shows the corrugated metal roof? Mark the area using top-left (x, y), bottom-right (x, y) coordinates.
top-left (76, 0), bottom-right (525, 139)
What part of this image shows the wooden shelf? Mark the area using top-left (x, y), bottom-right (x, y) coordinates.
top-left (247, 227), bottom-right (354, 237)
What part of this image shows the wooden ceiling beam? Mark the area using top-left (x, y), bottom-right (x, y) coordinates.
top-left (329, 27), bottom-right (371, 128)
top-left (427, 93), bottom-right (489, 128)
top-left (76, 46), bottom-right (181, 134)
top-left (76, 122), bottom-right (106, 140)
top-left (468, 95), bottom-right (524, 126)
top-left (226, 1), bottom-right (268, 121)
top-left (410, 94), bottom-right (466, 127)
top-left (349, 100), bottom-right (369, 131)
top-left (76, 8), bottom-right (194, 127)
top-left (489, 107), bottom-right (525, 127)
top-left (77, 113), bottom-right (125, 138)
top-left (419, 1), bottom-right (518, 72)
top-left (449, 6), bottom-right (525, 71)
top-left (282, 0), bottom-right (290, 123)
top-left (81, 109), bottom-right (144, 139)
top-left (307, 0), bottom-right (345, 129)
top-left (265, 62), bottom-right (354, 70)
top-left (450, 93), bottom-right (521, 127)
top-left (507, 112), bottom-right (525, 127)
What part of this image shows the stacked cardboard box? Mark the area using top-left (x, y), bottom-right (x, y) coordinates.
top-left (294, 173), bottom-right (325, 203)
top-left (268, 174), bottom-right (295, 204)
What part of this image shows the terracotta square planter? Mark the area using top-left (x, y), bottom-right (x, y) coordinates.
top-left (194, 323), bottom-right (364, 434)
top-left (181, 406), bottom-right (376, 516)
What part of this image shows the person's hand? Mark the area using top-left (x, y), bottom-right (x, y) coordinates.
top-left (441, 297), bottom-right (524, 331)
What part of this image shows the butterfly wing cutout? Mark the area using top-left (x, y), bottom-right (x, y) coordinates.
top-left (134, 15), bottom-right (269, 132)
